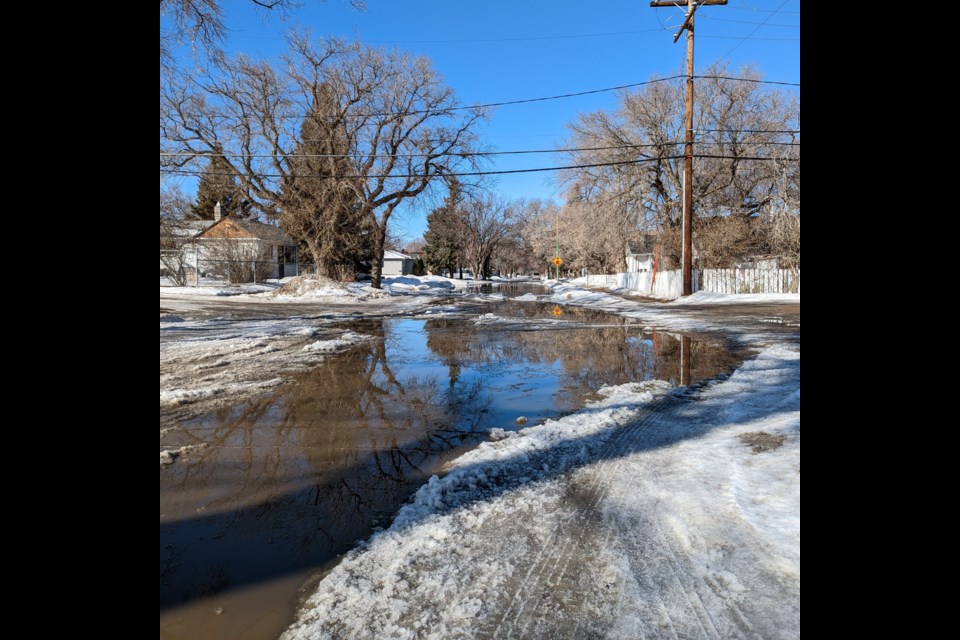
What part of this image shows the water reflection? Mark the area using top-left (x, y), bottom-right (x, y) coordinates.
top-left (159, 313), bottom-right (738, 639)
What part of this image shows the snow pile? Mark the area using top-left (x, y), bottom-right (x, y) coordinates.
top-left (514, 293), bottom-right (539, 302)
top-left (160, 277), bottom-right (276, 296)
top-left (380, 275), bottom-right (458, 295)
top-left (301, 331), bottom-right (373, 353)
top-left (283, 345), bottom-right (800, 640)
top-left (271, 275), bottom-right (356, 299)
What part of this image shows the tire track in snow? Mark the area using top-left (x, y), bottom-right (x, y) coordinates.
top-left (489, 384), bottom-right (760, 639)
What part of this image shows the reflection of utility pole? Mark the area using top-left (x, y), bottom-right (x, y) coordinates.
top-left (649, 0), bottom-right (728, 296)
top-left (680, 335), bottom-right (691, 386)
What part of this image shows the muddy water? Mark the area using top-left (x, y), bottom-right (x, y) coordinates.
top-left (159, 302), bottom-right (739, 640)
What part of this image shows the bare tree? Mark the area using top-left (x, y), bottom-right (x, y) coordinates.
top-left (200, 238), bottom-right (273, 284)
top-left (160, 183), bottom-right (195, 286)
top-left (160, 1), bottom-right (365, 72)
top-left (562, 64), bottom-right (799, 268)
top-left (458, 195), bottom-right (514, 280)
top-left (161, 35), bottom-right (485, 288)
top-left (518, 199), bottom-right (563, 275)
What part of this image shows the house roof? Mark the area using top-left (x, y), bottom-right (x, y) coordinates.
top-left (383, 250), bottom-right (413, 260)
top-left (160, 219), bottom-right (209, 237)
top-left (195, 217), bottom-right (294, 244)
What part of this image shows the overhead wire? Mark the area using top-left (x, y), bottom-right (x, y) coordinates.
top-left (719, 0), bottom-right (795, 59)
top-left (215, 75), bottom-right (799, 121)
top-left (159, 153), bottom-right (799, 181)
top-left (159, 139), bottom-right (799, 161)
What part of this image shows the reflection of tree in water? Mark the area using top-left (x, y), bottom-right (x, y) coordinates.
top-left (160, 313), bottom-right (740, 608)
top-left (161, 320), bottom-right (496, 608)
top-left (423, 312), bottom-right (737, 403)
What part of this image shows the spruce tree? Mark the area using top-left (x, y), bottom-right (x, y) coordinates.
top-left (191, 155), bottom-right (245, 220)
top-left (423, 177), bottom-right (466, 277)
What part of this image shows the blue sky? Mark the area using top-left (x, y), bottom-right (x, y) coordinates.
top-left (165, 0), bottom-right (800, 242)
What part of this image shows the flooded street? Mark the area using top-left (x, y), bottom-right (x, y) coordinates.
top-left (160, 296), bottom-right (740, 639)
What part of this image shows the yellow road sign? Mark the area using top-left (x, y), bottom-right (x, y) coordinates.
top-left (552, 256), bottom-right (563, 266)
top-left (552, 306), bottom-right (562, 317)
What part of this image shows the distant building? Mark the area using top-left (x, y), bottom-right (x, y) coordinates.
top-left (382, 250), bottom-right (414, 276)
top-left (625, 242), bottom-right (654, 273)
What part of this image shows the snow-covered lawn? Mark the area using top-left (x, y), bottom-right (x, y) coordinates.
top-left (283, 344), bottom-right (800, 639)
top-left (161, 274), bottom-right (475, 302)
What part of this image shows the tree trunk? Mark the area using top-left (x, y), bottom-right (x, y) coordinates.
top-left (303, 236), bottom-right (324, 276)
top-left (370, 224), bottom-right (386, 289)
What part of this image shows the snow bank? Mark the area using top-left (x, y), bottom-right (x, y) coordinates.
top-left (283, 345), bottom-right (800, 639)
top-left (160, 282), bottom-right (275, 296)
top-left (380, 275), bottom-right (458, 294)
top-left (282, 380), bottom-right (671, 640)
top-left (301, 331), bottom-right (373, 353)
top-left (669, 290), bottom-right (800, 305)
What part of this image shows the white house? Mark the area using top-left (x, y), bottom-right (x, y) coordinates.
top-left (625, 242), bottom-right (654, 273)
top-left (382, 250), bottom-right (414, 276)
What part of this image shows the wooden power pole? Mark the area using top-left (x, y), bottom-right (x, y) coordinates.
top-left (650, 0), bottom-right (727, 296)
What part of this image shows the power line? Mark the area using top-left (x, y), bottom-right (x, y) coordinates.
top-left (264, 76), bottom-right (685, 120)
top-left (700, 128), bottom-right (800, 134)
top-left (728, 2), bottom-right (800, 13)
top-left (160, 140), bottom-right (799, 161)
top-left (700, 35), bottom-right (799, 41)
top-left (720, 0), bottom-right (794, 59)
top-left (694, 75), bottom-right (799, 87)
top-left (239, 75), bottom-right (798, 121)
top-left (698, 14), bottom-right (800, 28)
top-left (159, 153), bottom-right (798, 181)
top-left (160, 143), bottom-right (686, 161)
top-left (160, 157), bottom-right (686, 180)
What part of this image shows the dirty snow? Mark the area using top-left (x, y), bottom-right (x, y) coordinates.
top-left (668, 290), bottom-right (800, 305)
top-left (283, 344), bottom-right (800, 639)
top-left (160, 316), bottom-right (380, 464)
top-left (301, 331), bottom-right (373, 353)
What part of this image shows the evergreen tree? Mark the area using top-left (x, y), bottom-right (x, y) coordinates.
top-left (423, 178), bottom-right (466, 277)
top-left (280, 83), bottom-right (372, 280)
top-left (191, 155), bottom-right (246, 219)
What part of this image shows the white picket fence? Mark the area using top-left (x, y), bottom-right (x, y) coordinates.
top-left (700, 268), bottom-right (800, 294)
top-left (581, 267), bottom-right (799, 297)
top-left (581, 269), bottom-right (694, 299)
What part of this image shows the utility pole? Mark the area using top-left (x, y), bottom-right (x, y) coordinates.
top-left (650, 0), bottom-right (727, 296)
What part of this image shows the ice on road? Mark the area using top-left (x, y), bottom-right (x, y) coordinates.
top-left (283, 344), bottom-right (801, 639)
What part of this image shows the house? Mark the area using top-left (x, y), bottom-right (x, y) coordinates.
top-left (191, 206), bottom-right (299, 281)
top-left (382, 250), bottom-right (414, 276)
top-left (625, 241), bottom-right (654, 273)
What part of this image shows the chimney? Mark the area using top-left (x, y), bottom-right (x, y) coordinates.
top-left (214, 201), bottom-right (222, 221)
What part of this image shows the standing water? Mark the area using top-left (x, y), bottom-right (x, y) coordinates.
top-left (160, 300), bottom-right (739, 639)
